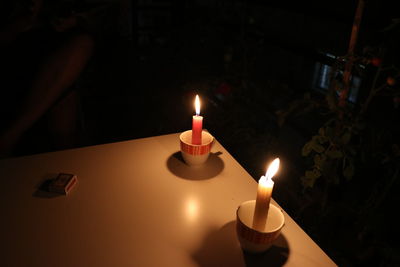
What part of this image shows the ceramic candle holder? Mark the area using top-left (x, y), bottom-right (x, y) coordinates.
top-left (180, 130), bottom-right (214, 166)
top-left (236, 200), bottom-right (285, 253)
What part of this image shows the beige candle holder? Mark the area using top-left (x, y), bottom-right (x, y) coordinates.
top-left (236, 200), bottom-right (285, 253)
top-left (180, 130), bottom-right (214, 166)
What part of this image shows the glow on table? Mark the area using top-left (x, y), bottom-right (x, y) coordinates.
top-left (0, 133), bottom-right (337, 267)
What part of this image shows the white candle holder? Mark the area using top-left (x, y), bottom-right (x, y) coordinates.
top-left (179, 130), bottom-right (214, 166)
top-left (236, 200), bottom-right (285, 253)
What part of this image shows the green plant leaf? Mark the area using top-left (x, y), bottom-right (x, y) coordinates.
top-left (302, 142), bottom-right (313, 156)
top-left (301, 169), bottom-right (322, 189)
top-left (325, 126), bottom-right (334, 138)
top-left (327, 149), bottom-right (343, 159)
top-left (311, 142), bottom-right (325, 153)
top-left (314, 154), bottom-right (327, 170)
top-left (317, 135), bottom-right (329, 144)
top-left (314, 154), bottom-right (326, 170)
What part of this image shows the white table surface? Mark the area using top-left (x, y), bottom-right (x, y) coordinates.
top-left (0, 132), bottom-right (337, 267)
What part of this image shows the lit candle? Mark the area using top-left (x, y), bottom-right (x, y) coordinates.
top-left (252, 158), bottom-right (280, 231)
top-left (192, 95), bottom-right (203, 145)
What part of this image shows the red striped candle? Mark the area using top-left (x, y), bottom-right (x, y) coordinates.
top-left (192, 95), bottom-right (203, 145)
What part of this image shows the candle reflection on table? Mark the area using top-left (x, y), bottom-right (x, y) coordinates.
top-left (185, 196), bottom-right (199, 223)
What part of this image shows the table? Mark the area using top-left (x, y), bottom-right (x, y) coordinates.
top-left (0, 132), bottom-right (337, 267)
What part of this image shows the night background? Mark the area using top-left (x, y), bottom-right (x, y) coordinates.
top-left (1, 0), bottom-right (400, 266)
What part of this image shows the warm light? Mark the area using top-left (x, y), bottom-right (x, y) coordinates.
top-left (195, 95), bottom-right (201, 115)
top-left (185, 197), bottom-right (198, 222)
top-left (265, 158), bottom-right (280, 180)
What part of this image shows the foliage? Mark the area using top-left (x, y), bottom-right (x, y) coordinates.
top-left (301, 59), bottom-right (399, 190)
top-left (275, 17), bottom-right (400, 265)
top-left (278, 19), bottom-right (400, 196)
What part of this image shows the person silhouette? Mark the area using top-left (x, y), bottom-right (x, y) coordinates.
top-left (0, 0), bottom-right (94, 157)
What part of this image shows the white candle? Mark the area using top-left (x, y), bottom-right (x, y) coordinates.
top-left (252, 158), bottom-right (280, 231)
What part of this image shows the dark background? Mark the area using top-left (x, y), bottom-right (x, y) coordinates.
top-left (5, 0), bottom-right (400, 266)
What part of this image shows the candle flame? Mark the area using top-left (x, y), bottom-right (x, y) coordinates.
top-left (195, 95), bottom-right (201, 115)
top-left (265, 158), bottom-right (280, 180)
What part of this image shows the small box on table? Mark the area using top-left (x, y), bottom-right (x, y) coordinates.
top-left (48, 173), bottom-right (78, 195)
